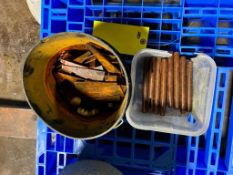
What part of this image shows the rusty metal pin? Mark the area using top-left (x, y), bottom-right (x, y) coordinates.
top-left (151, 58), bottom-right (156, 112)
top-left (160, 58), bottom-right (167, 116)
top-left (142, 59), bottom-right (149, 113)
top-left (186, 61), bottom-right (193, 112)
top-left (173, 52), bottom-right (180, 109)
top-left (167, 55), bottom-right (174, 107)
top-left (154, 57), bottom-right (162, 114)
top-left (180, 56), bottom-right (187, 113)
top-left (148, 59), bottom-right (155, 111)
top-left (146, 60), bottom-right (152, 112)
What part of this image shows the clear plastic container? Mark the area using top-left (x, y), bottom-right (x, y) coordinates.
top-left (126, 49), bottom-right (217, 136)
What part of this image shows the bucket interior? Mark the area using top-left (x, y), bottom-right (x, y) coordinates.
top-left (23, 33), bottom-right (129, 139)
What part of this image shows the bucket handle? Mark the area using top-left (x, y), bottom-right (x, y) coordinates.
top-left (114, 119), bottom-right (124, 129)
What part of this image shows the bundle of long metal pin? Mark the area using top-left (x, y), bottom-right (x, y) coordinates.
top-left (142, 52), bottom-right (193, 116)
top-left (53, 42), bottom-right (126, 117)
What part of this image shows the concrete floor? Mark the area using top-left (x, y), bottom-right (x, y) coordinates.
top-left (0, 107), bottom-right (36, 139)
top-left (0, 137), bottom-right (36, 175)
top-left (0, 0), bottom-right (40, 174)
top-left (0, 0), bottom-right (39, 101)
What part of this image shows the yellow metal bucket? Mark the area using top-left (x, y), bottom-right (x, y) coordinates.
top-left (23, 32), bottom-right (129, 139)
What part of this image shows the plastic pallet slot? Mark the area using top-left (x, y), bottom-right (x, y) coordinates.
top-left (37, 0), bottom-right (233, 174)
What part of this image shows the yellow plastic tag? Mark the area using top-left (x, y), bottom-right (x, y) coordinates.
top-left (93, 21), bottom-right (149, 55)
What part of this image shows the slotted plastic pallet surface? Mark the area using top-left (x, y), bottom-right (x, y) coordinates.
top-left (37, 0), bottom-right (233, 174)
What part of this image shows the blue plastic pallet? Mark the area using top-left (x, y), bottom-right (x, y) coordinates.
top-left (41, 0), bottom-right (233, 65)
top-left (36, 68), bottom-right (233, 175)
top-left (37, 0), bottom-right (233, 174)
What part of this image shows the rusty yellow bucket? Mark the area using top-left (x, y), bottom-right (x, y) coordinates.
top-left (23, 32), bottom-right (129, 139)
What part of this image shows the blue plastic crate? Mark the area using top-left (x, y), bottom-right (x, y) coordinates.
top-left (37, 0), bottom-right (233, 174)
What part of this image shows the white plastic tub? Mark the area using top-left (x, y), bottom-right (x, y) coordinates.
top-left (126, 49), bottom-right (217, 136)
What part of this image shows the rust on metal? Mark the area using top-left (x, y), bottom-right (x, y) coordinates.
top-left (167, 55), bottom-right (174, 107)
top-left (180, 56), bottom-right (187, 113)
top-left (186, 60), bottom-right (193, 112)
top-left (153, 57), bottom-right (161, 114)
top-left (173, 52), bottom-right (180, 109)
top-left (160, 58), bottom-right (167, 116)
